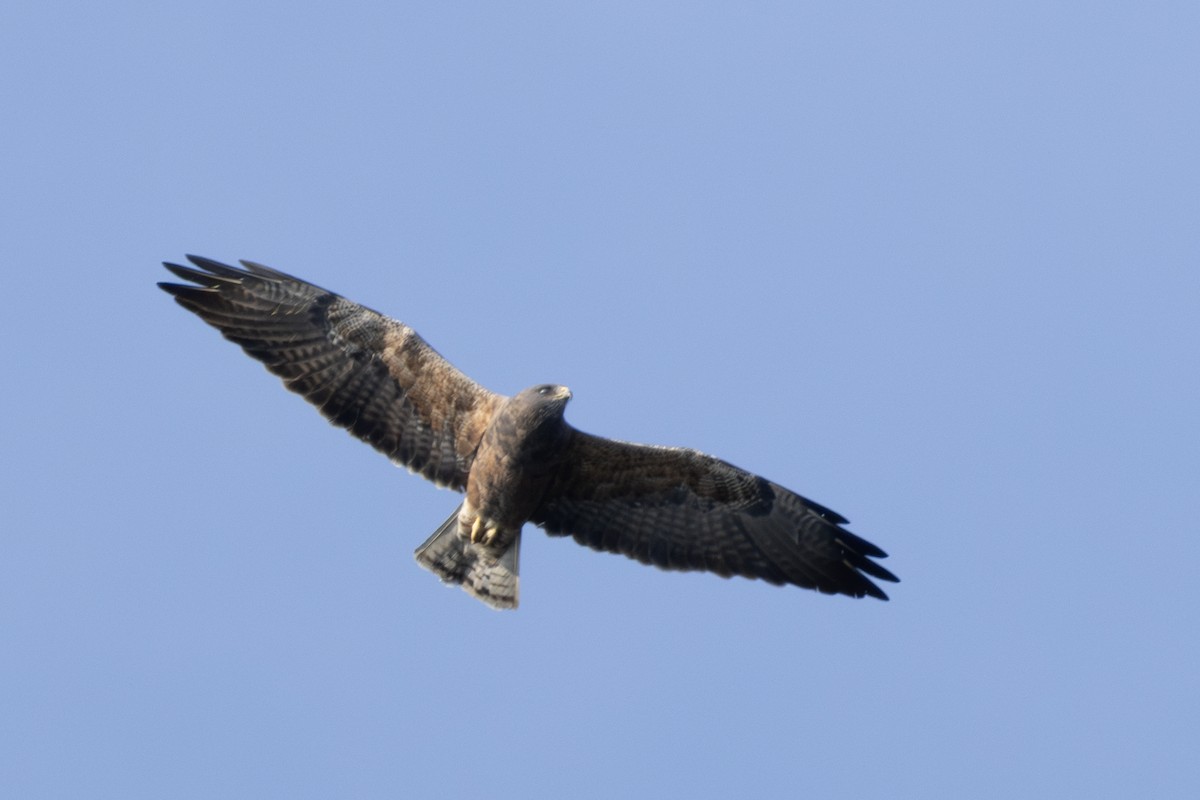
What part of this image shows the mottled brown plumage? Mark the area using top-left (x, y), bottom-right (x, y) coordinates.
top-left (160, 256), bottom-right (898, 609)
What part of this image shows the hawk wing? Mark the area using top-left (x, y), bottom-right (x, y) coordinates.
top-left (159, 256), bottom-right (503, 490)
top-left (531, 431), bottom-right (898, 599)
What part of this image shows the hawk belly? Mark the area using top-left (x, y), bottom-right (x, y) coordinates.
top-left (413, 389), bottom-right (570, 609)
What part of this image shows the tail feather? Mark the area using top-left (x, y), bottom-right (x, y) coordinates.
top-left (414, 503), bottom-right (520, 610)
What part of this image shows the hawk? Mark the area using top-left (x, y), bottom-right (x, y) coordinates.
top-left (159, 256), bottom-right (898, 609)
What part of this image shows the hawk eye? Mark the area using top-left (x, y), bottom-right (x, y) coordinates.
top-left (538, 385), bottom-right (553, 395)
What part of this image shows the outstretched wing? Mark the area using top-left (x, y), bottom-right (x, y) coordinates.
top-left (159, 255), bottom-right (503, 490)
top-left (531, 431), bottom-right (898, 599)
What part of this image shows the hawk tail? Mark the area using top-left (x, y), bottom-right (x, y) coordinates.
top-left (414, 504), bottom-right (520, 610)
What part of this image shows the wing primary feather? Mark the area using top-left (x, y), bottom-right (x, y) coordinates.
top-left (158, 283), bottom-right (220, 305)
top-left (181, 255), bottom-right (255, 280)
top-left (834, 529), bottom-right (889, 559)
top-left (794, 494), bottom-right (850, 526)
top-left (238, 259), bottom-right (300, 281)
top-left (844, 550), bottom-right (899, 584)
top-left (162, 262), bottom-right (243, 287)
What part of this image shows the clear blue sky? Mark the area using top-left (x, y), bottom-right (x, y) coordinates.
top-left (3, 2), bottom-right (1197, 797)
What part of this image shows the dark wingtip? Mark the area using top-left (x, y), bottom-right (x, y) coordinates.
top-left (182, 254), bottom-right (254, 280)
top-left (798, 493), bottom-right (851, 526)
top-left (162, 254), bottom-right (317, 293)
top-left (239, 259), bottom-right (292, 280)
top-left (238, 258), bottom-right (320, 288)
top-left (835, 531), bottom-right (899, 599)
top-left (857, 559), bottom-right (897, 600)
top-left (834, 528), bottom-right (889, 560)
top-left (162, 260), bottom-right (245, 288)
top-left (832, 576), bottom-right (889, 601)
top-left (859, 559), bottom-right (899, 584)
top-left (157, 282), bottom-right (221, 313)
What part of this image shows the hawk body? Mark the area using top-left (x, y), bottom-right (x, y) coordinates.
top-left (160, 256), bottom-right (898, 609)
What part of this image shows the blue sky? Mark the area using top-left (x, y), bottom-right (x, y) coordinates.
top-left (3, 2), bottom-right (1197, 797)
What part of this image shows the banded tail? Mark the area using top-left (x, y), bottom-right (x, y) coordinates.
top-left (414, 503), bottom-right (521, 609)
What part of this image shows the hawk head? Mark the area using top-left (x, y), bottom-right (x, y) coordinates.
top-left (511, 383), bottom-right (572, 425)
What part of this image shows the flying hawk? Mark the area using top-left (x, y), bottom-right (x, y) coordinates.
top-left (159, 256), bottom-right (898, 609)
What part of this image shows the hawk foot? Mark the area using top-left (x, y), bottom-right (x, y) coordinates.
top-left (469, 516), bottom-right (502, 546)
